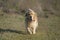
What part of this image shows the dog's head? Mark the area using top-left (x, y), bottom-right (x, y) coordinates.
top-left (21, 8), bottom-right (36, 21)
top-left (25, 10), bottom-right (32, 21)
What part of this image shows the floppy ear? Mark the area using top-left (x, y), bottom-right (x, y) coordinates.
top-left (32, 15), bottom-right (37, 21)
top-left (32, 17), bottom-right (35, 21)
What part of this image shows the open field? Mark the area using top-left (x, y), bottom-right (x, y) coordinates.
top-left (0, 0), bottom-right (60, 40)
top-left (0, 11), bottom-right (60, 40)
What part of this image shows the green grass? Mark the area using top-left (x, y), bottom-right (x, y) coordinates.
top-left (0, 12), bottom-right (60, 40)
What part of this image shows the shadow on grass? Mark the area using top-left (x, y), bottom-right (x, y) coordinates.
top-left (0, 28), bottom-right (26, 35)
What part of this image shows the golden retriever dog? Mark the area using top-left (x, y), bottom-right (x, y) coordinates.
top-left (24, 8), bottom-right (38, 34)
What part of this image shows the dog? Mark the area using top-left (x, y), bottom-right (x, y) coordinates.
top-left (24, 8), bottom-right (38, 34)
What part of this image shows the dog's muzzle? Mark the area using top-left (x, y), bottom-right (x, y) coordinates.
top-left (26, 16), bottom-right (32, 21)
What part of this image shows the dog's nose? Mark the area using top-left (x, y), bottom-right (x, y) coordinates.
top-left (30, 16), bottom-right (32, 19)
top-left (30, 16), bottom-right (32, 20)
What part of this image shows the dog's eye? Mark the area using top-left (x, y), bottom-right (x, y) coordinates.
top-left (25, 13), bottom-right (30, 16)
top-left (27, 14), bottom-right (30, 15)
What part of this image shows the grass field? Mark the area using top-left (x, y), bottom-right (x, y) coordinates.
top-left (0, 11), bottom-right (60, 40)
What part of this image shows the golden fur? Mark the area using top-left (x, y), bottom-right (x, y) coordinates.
top-left (25, 8), bottom-right (38, 34)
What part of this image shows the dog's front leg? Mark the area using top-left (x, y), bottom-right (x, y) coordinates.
top-left (27, 27), bottom-right (32, 34)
